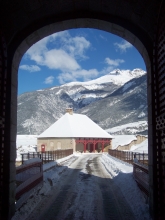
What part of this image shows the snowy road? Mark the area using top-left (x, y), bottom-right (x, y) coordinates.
top-left (26, 154), bottom-right (136, 220)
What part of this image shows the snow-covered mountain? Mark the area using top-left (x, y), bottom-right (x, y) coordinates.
top-left (106, 121), bottom-right (148, 135)
top-left (17, 69), bottom-right (147, 135)
top-left (54, 68), bottom-right (145, 87)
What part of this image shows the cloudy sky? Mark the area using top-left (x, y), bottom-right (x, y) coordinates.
top-left (18, 28), bottom-right (146, 95)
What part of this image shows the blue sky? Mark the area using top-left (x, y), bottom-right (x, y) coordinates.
top-left (18, 28), bottom-right (146, 95)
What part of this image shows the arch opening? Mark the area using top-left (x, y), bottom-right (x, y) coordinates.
top-left (11, 18), bottom-right (152, 218)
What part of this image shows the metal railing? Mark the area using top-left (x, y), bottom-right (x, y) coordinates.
top-left (15, 160), bottom-right (43, 210)
top-left (108, 149), bottom-right (148, 165)
top-left (133, 162), bottom-right (149, 197)
top-left (21, 149), bottom-right (73, 164)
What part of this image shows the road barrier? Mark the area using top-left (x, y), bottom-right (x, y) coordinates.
top-left (133, 162), bottom-right (149, 197)
top-left (21, 149), bottom-right (73, 164)
top-left (15, 159), bottom-right (43, 209)
top-left (16, 149), bottom-right (73, 209)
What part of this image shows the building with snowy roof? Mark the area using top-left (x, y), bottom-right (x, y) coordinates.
top-left (37, 108), bottom-right (113, 153)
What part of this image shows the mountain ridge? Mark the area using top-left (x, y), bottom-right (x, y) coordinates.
top-left (17, 69), bottom-right (147, 135)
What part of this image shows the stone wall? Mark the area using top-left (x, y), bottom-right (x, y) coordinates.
top-left (116, 135), bottom-right (147, 151)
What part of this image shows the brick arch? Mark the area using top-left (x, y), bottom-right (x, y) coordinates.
top-left (11, 19), bottom-right (152, 155)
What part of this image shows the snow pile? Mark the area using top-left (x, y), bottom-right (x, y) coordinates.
top-left (101, 153), bottom-right (133, 175)
top-left (101, 154), bottom-right (150, 220)
top-left (43, 154), bottom-right (78, 172)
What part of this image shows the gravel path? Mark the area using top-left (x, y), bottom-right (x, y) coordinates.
top-left (26, 154), bottom-right (136, 220)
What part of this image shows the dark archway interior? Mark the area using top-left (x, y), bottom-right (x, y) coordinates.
top-left (1, 1), bottom-right (165, 219)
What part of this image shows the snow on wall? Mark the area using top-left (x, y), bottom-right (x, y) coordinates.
top-left (130, 139), bottom-right (148, 153)
top-left (112, 135), bottom-right (137, 149)
top-left (111, 135), bottom-right (148, 153)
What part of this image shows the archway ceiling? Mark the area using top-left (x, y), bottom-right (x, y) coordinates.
top-left (1, 0), bottom-right (156, 45)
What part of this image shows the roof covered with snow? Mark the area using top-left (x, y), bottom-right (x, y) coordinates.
top-left (38, 113), bottom-right (113, 139)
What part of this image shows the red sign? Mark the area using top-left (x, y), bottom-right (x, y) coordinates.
top-left (41, 144), bottom-right (45, 152)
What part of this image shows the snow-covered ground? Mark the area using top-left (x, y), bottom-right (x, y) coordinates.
top-left (106, 121), bottom-right (148, 135)
top-left (12, 153), bottom-right (150, 220)
top-left (16, 135), bottom-right (37, 161)
top-left (17, 135), bottom-right (37, 147)
top-left (101, 154), bottom-right (150, 219)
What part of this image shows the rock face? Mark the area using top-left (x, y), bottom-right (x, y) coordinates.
top-left (17, 69), bottom-right (147, 135)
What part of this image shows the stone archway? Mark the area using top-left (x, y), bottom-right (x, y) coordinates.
top-left (1, 1), bottom-right (163, 219)
top-left (1, 19), bottom-right (153, 219)
top-left (4, 18), bottom-right (153, 219)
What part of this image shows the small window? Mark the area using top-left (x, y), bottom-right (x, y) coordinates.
top-left (50, 142), bottom-right (54, 147)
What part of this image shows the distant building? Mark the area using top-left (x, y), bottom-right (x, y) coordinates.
top-left (37, 108), bottom-right (113, 153)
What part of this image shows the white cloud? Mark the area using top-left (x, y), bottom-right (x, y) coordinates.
top-left (64, 36), bottom-right (90, 58)
top-left (44, 76), bottom-right (54, 84)
top-left (105, 58), bottom-right (125, 66)
top-left (100, 66), bottom-right (115, 76)
top-left (26, 37), bottom-right (48, 64)
top-left (98, 57), bottom-right (125, 76)
top-left (57, 73), bottom-right (77, 84)
top-left (57, 68), bottom-right (99, 84)
top-left (72, 69), bottom-right (99, 81)
top-left (19, 65), bottom-right (41, 72)
top-left (25, 31), bottom-right (90, 72)
top-left (44, 49), bottom-right (80, 71)
top-left (114, 40), bottom-right (133, 53)
top-left (57, 56), bottom-right (125, 85)
top-left (22, 31), bottom-right (128, 86)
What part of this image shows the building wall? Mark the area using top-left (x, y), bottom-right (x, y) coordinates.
top-left (103, 144), bottom-right (111, 152)
top-left (37, 138), bottom-right (74, 151)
